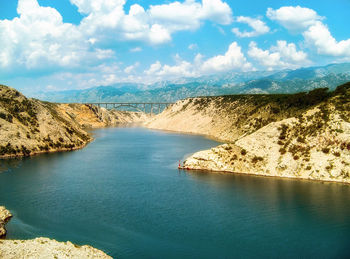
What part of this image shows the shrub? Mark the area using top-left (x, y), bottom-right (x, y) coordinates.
top-left (333, 152), bottom-right (340, 157)
top-left (240, 149), bottom-right (247, 156)
top-left (322, 147), bottom-right (330, 154)
top-left (252, 156), bottom-right (264, 163)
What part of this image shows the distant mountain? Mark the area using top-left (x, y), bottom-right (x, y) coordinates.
top-left (33, 63), bottom-right (350, 103)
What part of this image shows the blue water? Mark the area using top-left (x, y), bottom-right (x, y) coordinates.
top-left (0, 127), bottom-right (350, 258)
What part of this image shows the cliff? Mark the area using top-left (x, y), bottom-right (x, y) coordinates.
top-left (147, 83), bottom-right (350, 183)
top-left (0, 84), bottom-right (147, 158)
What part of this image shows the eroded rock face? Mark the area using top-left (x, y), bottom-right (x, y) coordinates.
top-left (0, 206), bottom-right (12, 238)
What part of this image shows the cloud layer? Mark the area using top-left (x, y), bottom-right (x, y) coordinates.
top-left (0, 1), bottom-right (349, 90)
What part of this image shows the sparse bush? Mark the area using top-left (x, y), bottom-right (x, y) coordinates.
top-left (322, 147), bottom-right (330, 154)
top-left (240, 149), bottom-right (247, 156)
top-left (252, 156), bottom-right (264, 163)
top-left (333, 152), bottom-right (340, 157)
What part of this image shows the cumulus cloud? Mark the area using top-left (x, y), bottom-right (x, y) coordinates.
top-left (73, 0), bottom-right (233, 45)
top-left (201, 42), bottom-right (252, 72)
top-left (130, 47), bottom-right (142, 52)
top-left (248, 40), bottom-right (310, 70)
top-left (0, 0), bottom-right (115, 72)
top-left (266, 5), bottom-right (323, 32)
top-left (303, 21), bottom-right (350, 57)
top-left (267, 6), bottom-right (350, 58)
top-left (144, 42), bottom-right (252, 81)
top-left (232, 16), bottom-right (269, 38)
top-left (124, 62), bottom-right (140, 74)
top-left (0, 0), bottom-right (234, 74)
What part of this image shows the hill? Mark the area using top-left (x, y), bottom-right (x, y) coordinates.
top-left (146, 82), bottom-right (350, 183)
top-left (0, 85), bottom-right (147, 158)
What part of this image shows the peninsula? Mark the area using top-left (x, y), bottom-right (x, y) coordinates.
top-left (147, 82), bottom-right (350, 183)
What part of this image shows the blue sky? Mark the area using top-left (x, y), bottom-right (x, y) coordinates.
top-left (1, 0), bottom-right (350, 93)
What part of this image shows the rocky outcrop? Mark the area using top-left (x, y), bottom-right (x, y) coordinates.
top-left (0, 84), bottom-right (148, 158)
top-left (0, 206), bottom-right (12, 238)
top-left (0, 207), bottom-right (111, 258)
top-left (148, 83), bottom-right (350, 183)
top-left (0, 238), bottom-right (112, 258)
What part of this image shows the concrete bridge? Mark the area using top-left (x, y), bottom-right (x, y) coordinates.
top-left (86, 102), bottom-right (174, 115)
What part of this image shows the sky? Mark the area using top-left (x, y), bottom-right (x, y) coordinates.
top-left (1, 0), bottom-right (350, 93)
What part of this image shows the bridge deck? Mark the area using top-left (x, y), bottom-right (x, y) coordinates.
top-left (85, 102), bottom-right (174, 114)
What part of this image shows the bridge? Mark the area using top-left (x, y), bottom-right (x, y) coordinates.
top-left (86, 102), bottom-right (174, 115)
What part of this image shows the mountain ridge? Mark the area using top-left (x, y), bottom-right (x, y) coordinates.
top-left (33, 63), bottom-right (350, 103)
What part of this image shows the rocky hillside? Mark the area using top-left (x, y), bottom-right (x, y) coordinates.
top-left (147, 83), bottom-right (350, 183)
top-left (0, 84), bottom-right (147, 158)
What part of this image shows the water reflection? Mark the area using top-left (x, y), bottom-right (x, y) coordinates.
top-left (0, 158), bottom-right (24, 173)
top-left (188, 170), bottom-right (350, 224)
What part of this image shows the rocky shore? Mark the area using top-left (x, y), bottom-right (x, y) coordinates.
top-left (147, 83), bottom-right (350, 183)
top-left (0, 207), bottom-right (111, 258)
top-left (0, 207), bottom-right (12, 238)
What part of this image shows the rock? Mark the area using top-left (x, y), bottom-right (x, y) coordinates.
top-left (0, 207), bottom-right (111, 258)
top-left (0, 238), bottom-right (112, 258)
top-left (0, 206), bottom-right (12, 238)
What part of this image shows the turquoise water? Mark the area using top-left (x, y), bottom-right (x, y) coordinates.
top-left (0, 127), bottom-right (350, 258)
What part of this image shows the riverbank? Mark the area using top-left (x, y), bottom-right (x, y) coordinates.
top-left (0, 84), bottom-right (148, 159)
top-left (0, 206), bottom-right (111, 258)
top-left (146, 83), bottom-right (350, 183)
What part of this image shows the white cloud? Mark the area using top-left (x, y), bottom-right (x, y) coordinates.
top-left (149, 0), bottom-right (233, 32)
top-left (0, 0), bottom-right (234, 76)
top-left (266, 6), bottom-right (323, 32)
top-left (303, 21), bottom-right (350, 57)
top-left (188, 43), bottom-right (198, 50)
top-left (248, 40), bottom-right (310, 70)
top-left (267, 6), bottom-right (350, 59)
top-left (232, 16), bottom-right (269, 38)
top-left (144, 42), bottom-right (252, 81)
top-left (144, 61), bottom-right (162, 75)
top-left (124, 62), bottom-right (140, 74)
top-left (201, 42), bottom-right (252, 72)
top-left (73, 0), bottom-right (233, 45)
top-left (130, 47), bottom-right (142, 52)
top-left (0, 0), bottom-right (115, 72)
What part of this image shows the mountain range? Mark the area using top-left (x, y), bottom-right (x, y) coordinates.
top-left (33, 63), bottom-right (350, 103)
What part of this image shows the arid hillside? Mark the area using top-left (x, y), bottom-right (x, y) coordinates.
top-left (147, 83), bottom-right (350, 183)
top-left (0, 84), bottom-right (147, 158)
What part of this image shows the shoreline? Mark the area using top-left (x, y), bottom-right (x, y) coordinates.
top-left (0, 207), bottom-right (111, 258)
top-left (178, 167), bottom-right (350, 185)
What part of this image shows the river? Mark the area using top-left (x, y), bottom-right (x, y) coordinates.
top-left (0, 127), bottom-right (350, 258)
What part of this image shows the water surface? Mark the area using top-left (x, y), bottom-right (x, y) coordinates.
top-left (0, 127), bottom-right (350, 258)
